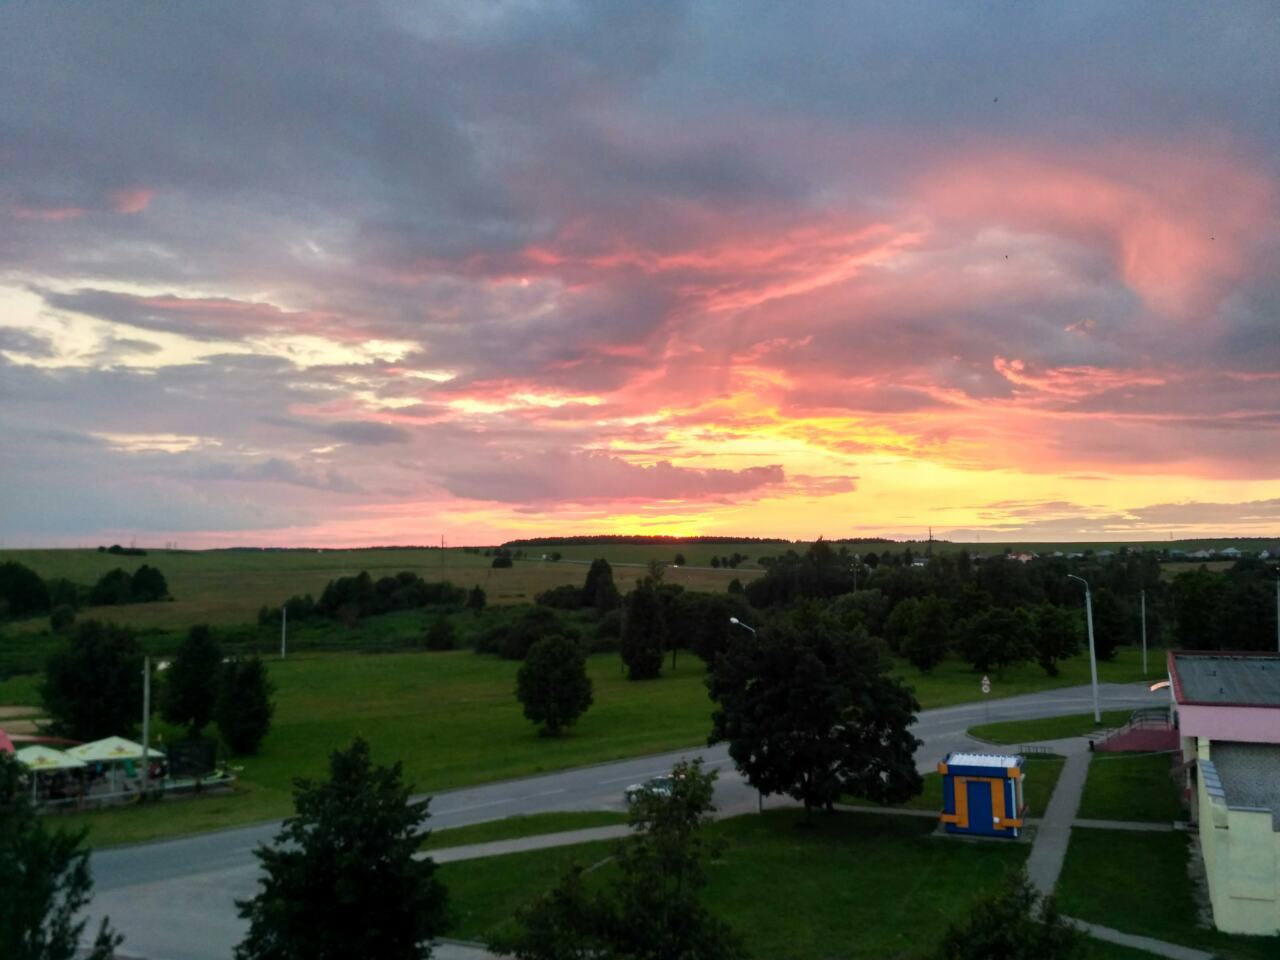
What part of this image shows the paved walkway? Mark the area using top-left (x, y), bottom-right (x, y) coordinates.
top-left (1066, 920), bottom-right (1213, 960)
top-left (1025, 742), bottom-right (1092, 896)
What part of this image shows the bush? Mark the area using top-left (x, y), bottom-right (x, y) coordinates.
top-left (477, 606), bottom-right (577, 661)
top-left (467, 584), bottom-right (487, 613)
top-left (516, 635), bottom-right (594, 736)
top-left (491, 556), bottom-right (514, 569)
top-left (424, 616), bottom-right (456, 651)
top-left (49, 604), bottom-right (77, 633)
top-left (535, 584), bottom-right (585, 610)
top-left (0, 561), bottom-right (51, 617)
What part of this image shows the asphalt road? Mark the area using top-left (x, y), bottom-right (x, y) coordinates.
top-left (85, 680), bottom-right (1162, 960)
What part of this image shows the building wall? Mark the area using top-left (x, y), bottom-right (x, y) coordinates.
top-left (1198, 759), bottom-right (1280, 935)
top-left (1179, 704), bottom-right (1280, 745)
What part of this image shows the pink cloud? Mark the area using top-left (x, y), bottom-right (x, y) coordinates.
top-left (108, 187), bottom-right (155, 214)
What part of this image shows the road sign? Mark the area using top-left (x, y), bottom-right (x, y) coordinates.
top-left (981, 675), bottom-right (991, 695)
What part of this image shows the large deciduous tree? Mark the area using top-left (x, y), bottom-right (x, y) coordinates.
top-left (162, 625), bottom-right (222, 737)
top-left (620, 579), bottom-right (666, 681)
top-left (516, 635), bottom-right (593, 736)
top-left (708, 605), bottom-right (922, 814)
top-left (956, 608), bottom-right (1035, 677)
top-left (42, 621), bottom-right (144, 741)
top-left (0, 753), bottom-right (122, 960)
top-left (235, 738), bottom-right (447, 960)
top-left (0, 561), bottom-right (51, 617)
top-left (1031, 604), bottom-right (1082, 677)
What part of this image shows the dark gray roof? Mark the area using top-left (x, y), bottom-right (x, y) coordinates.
top-left (1172, 653), bottom-right (1280, 707)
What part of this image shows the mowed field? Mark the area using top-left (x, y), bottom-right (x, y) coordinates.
top-left (0, 547), bottom-right (762, 631)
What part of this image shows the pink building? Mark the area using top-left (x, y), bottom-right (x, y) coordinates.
top-left (1169, 651), bottom-right (1280, 935)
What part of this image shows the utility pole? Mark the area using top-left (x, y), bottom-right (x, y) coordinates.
top-left (1068, 575), bottom-right (1101, 723)
top-left (140, 657), bottom-right (151, 799)
top-left (280, 604), bottom-right (287, 659)
top-left (1275, 571), bottom-right (1279, 653)
top-left (1141, 589), bottom-right (1148, 676)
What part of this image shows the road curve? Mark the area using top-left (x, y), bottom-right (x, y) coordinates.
top-left (84, 681), bottom-right (1162, 960)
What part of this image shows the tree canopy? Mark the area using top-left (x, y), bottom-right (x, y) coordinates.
top-left (0, 753), bottom-right (121, 960)
top-left (516, 635), bottom-right (593, 736)
top-left (708, 605), bottom-right (922, 813)
top-left (216, 657), bottom-right (275, 755)
top-left (161, 624), bottom-right (222, 736)
top-left (620, 579), bottom-right (666, 681)
top-left (235, 738), bottom-right (447, 960)
top-left (42, 621), bottom-right (144, 741)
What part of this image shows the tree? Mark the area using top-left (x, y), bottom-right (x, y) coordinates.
top-left (424, 616), bottom-right (456, 651)
top-left (580, 558), bottom-right (621, 612)
top-left (89, 569), bottom-right (134, 606)
top-left (235, 738), bottom-right (447, 960)
top-left (1170, 568), bottom-right (1223, 650)
top-left (0, 561), bottom-right (51, 617)
top-left (466, 584), bottom-right (487, 614)
top-left (899, 597), bottom-right (952, 674)
top-left (1088, 588), bottom-right (1125, 661)
top-left (129, 565), bottom-right (169, 602)
top-left (216, 657), bottom-right (275, 755)
top-left (673, 553), bottom-right (686, 567)
top-left (0, 752), bottom-right (122, 960)
top-left (516, 635), bottom-right (593, 736)
top-left (1032, 604), bottom-right (1082, 677)
top-left (491, 759), bottom-right (747, 960)
top-left (162, 625), bottom-right (222, 736)
top-left (42, 621), bottom-right (143, 741)
top-left (927, 869), bottom-right (1082, 960)
top-left (727, 578), bottom-right (743, 595)
top-left (620, 579), bottom-right (665, 681)
top-left (956, 608), bottom-right (1035, 677)
top-left (492, 555), bottom-right (514, 569)
top-left (708, 606), bottom-right (922, 814)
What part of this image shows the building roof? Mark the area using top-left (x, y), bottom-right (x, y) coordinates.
top-left (1169, 652), bottom-right (1280, 708)
top-left (947, 752), bottom-right (1022, 768)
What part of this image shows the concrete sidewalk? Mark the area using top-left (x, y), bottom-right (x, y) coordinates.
top-left (1025, 742), bottom-right (1092, 896)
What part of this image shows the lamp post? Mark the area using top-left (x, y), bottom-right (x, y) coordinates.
top-left (1140, 588), bottom-right (1147, 676)
top-left (1067, 575), bottom-right (1101, 723)
top-left (728, 617), bottom-right (757, 637)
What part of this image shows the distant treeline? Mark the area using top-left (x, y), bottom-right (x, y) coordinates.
top-left (502, 535), bottom-right (793, 547)
top-left (0, 560), bottom-right (170, 623)
top-left (97, 544), bottom-right (148, 556)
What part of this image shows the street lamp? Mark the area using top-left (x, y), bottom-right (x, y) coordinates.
top-left (1067, 574), bottom-right (1102, 723)
top-left (728, 617), bottom-right (757, 637)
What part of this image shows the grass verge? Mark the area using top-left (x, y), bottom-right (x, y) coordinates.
top-left (1078, 752), bottom-right (1183, 822)
top-left (968, 710), bottom-right (1134, 745)
top-left (1058, 828), bottom-right (1279, 960)
top-left (423, 811), bottom-right (629, 851)
top-left (439, 809), bottom-right (1029, 959)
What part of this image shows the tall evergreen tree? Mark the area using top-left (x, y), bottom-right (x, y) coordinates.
top-left (215, 657), bottom-right (275, 755)
top-left (466, 584), bottom-right (487, 614)
top-left (581, 558), bottom-right (621, 612)
top-left (620, 579), bottom-right (666, 681)
top-left (162, 625), bottom-right (222, 736)
top-left (235, 738), bottom-right (447, 960)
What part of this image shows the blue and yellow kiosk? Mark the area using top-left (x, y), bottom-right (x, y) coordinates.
top-left (937, 752), bottom-right (1025, 839)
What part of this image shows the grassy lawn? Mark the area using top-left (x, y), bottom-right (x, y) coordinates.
top-left (440, 809), bottom-right (1029, 958)
top-left (0, 672), bottom-right (43, 707)
top-left (969, 710), bottom-right (1134, 745)
top-left (1078, 752), bottom-right (1184, 823)
top-left (843, 755), bottom-right (1065, 818)
top-left (423, 811), bottom-right (629, 851)
top-left (892, 647), bottom-right (1152, 710)
top-left (50, 650), bottom-right (716, 847)
top-left (1058, 829), bottom-right (1280, 960)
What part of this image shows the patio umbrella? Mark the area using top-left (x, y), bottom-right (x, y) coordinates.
top-left (15, 745), bottom-right (86, 801)
top-left (67, 736), bottom-right (165, 763)
top-left (0, 728), bottom-right (14, 755)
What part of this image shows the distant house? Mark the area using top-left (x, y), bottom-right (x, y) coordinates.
top-left (1220, 547), bottom-right (1242, 559)
top-left (1188, 549), bottom-right (1214, 560)
top-left (1096, 549), bottom-right (1114, 559)
top-left (1169, 651), bottom-right (1280, 935)
top-left (1011, 552), bottom-right (1036, 564)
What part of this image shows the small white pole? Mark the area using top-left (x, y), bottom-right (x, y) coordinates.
top-left (140, 656), bottom-right (151, 798)
top-left (1275, 572), bottom-right (1279, 653)
top-left (281, 605), bottom-right (287, 659)
top-left (1141, 589), bottom-right (1148, 676)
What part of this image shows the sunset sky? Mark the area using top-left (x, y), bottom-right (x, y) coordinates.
top-left (2, 2), bottom-right (1278, 546)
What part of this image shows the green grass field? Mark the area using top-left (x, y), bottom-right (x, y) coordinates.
top-left (1078, 752), bottom-right (1184, 823)
top-left (423, 811), bottom-right (629, 851)
top-left (1058, 829), bottom-right (1279, 960)
top-left (968, 710), bottom-right (1134, 745)
top-left (0, 548), bottom-right (759, 632)
top-left (440, 809), bottom-right (1030, 959)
